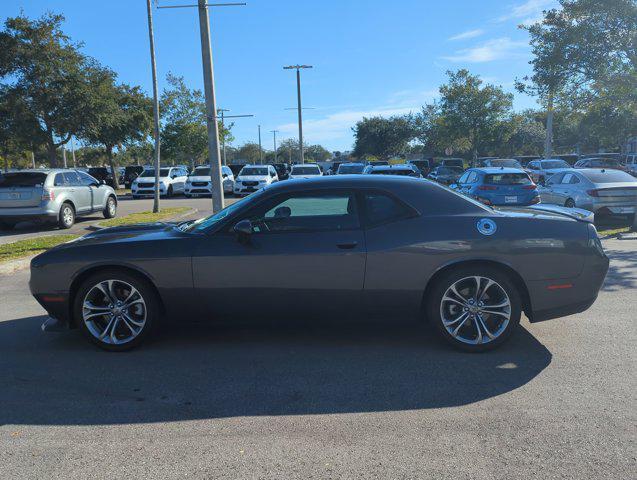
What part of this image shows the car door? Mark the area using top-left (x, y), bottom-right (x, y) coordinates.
top-left (78, 171), bottom-right (104, 211)
top-left (63, 171), bottom-right (91, 213)
top-left (191, 189), bottom-right (367, 319)
top-left (539, 172), bottom-right (564, 204)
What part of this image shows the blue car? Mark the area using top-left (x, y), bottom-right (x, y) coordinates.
top-left (452, 167), bottom-right (540, 206)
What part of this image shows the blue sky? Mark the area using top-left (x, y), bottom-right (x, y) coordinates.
top-left (2, 0), bottom-right (557, 151)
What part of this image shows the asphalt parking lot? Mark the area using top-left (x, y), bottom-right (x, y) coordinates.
top-left (0, 237), bottom-right (634, 479)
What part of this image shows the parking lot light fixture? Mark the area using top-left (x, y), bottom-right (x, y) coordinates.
top-left (283, 65), bottom-right (313, 164)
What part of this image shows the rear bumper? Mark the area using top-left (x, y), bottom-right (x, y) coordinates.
top-left (0, 205), bottom-right (58, 220)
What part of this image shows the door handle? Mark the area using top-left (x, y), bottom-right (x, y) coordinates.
top-left (336, 241), bottom-right (358, 249)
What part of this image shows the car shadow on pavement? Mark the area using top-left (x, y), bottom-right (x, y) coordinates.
top-left (0, 316), bottom-right (552, 426)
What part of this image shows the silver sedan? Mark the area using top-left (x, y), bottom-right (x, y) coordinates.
top-left (539, 168), bottom-right (637, 219)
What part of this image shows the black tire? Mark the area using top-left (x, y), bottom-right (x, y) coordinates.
top-left (103, 196), bottom-right (117, 219)
top-left (166, 186), bottom-right (173, 198)
top-left (426, 266), bottom-right (521, 352)
top-left (58, 202), bottom-right (75, 229)
top-left (565, 198), bottom-right (576, 208)
top-left (73, 269), bottom-right (159, 352)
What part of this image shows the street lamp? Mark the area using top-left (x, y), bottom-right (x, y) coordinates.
top-left (283, 64), bottom-right (312, 164)
top-left (270, 130), bottom-right (279, 163)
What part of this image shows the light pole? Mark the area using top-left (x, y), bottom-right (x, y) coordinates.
top-left (157, 0), bottom-right (246, 213)
top-left (146, 0), bottom-right (162, 213)
top-left (258, 125), bottom-right (263, 164)
top-left (270, 130), bottom-right (279, 164)
top-left (283, 64), bottom-right (312, 164)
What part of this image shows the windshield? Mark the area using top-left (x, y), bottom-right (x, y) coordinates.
top-left (0, 172), bottom-right (47, 187)
top-left (484, 173), bottom-right (532, 185)
top-left (337, 165), bottom-right (364, 174)
top-left (541, 160), bottom-right (570, 169)
top-left (490, 159), bottom-right (522, 168)
top-left (182, 193), bottom-right (258, 232)
top-left (140, 169), bottom-right (169, 178)
top-left (582, 170), bottom-right (634, 183)
top-left (239, 167), bottom-right (268, 176)
top-left (291, 166), bottom-right (320, 175)
top-left (192, 167), bottom-right (211, 176)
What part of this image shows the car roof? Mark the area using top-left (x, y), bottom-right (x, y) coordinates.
top-left (339, 162), bottom-right (364, 166)
top-left (469, 167), bottom-right (526, 174)
top-left (368, 164), bottom-right (413, 171)
top-left (7, 168), bottom-right (77, 174)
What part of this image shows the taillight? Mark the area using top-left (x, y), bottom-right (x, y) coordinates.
top-left (478, 185), bottom-right (497, 191)
top-left (586, 189), bottom-right (600, 197)
top-left (41, 189), bottom-right (55, 201)
top-left (522, 184), bottom-right (537, 190)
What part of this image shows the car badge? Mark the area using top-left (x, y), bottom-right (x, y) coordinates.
top-left (477, 218), bottom-right (497, 236)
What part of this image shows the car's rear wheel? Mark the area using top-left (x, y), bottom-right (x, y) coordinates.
top-left (427, 267), bottom-right (521, 352)
top-left (58, 203), bottom-right (75, 229)
top-left (74, 270), bottom-right (158, 351)
top-left (166, 185), bottom-right (173, 198)
top-left (103, 196), bottom-right (117, 218)
top-left (565, 198), bottom-right (576, 208)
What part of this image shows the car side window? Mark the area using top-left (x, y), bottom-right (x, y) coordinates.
top-left (242, 191), bottom-right (360, 233)
top-left (458, 172), bottom-right (470, 184)
top-left (78, 171), bottom-right (98, 186)
top-left (363, 192), bottom-right (413, 228)
top-left (63, 171), bottom-right (81, 186)
top-left (466, 172), bottom-right (478, 183)
top-left (562, 173), bottom-right (580, 185)
top-left (54, 173), bottom-right (66, 186)
top-left (546, 173), bottom-right (564, 185)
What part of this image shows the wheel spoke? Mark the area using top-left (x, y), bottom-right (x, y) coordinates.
top-left (123, 312), bottom-right (144, 328)
top-left (449, 283), bottom-right (470, 303)
top-left (442, 295), bottom-right (467, 308)
top-left (444, 311), bottom-right (469, 328)
top-left (98, 316), bottom-right (116, 340)
top-left (478, 279), bottom-right (495, 301)
top-left (452, 313), bottom-right (471, 336)
top-left (83, 301), bottom-right (110, 313)
top-left (482, 299), bottom-right (509, 309)
top-left (476, 314), bottom-right (496, 340)
top-left (473, 316), bottom-right (483, 344)
top-left (481, 309), bottom-right (509, 318)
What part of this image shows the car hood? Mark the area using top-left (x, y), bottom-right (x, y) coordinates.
top-left (56, 222), bottom-right (183, 250)
top-left (187, 176), bottom-right (211, 182)
top-left (289, 174), bottom-right (322, 178)
top-left (136, 177), bottom-right (170, 182)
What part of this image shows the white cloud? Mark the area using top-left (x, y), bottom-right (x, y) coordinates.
top-left (448, 29), bottom-right (485, 41)
top-left (497, 0), bottom-right (557, 25)
top-left (442, 37), bottom-right (528, 63)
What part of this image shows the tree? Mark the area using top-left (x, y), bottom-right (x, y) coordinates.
top-left (160, 73), bottom-right (233, 167)
top-left (304, 144), bottom-right (331, 162)
top-left (519, 0), bottom-right (637, 155)
top-left (83, 82), bottom-right (152, 188)
top-left (501, 111), bottom-right (546, 156)
top-left (352, 115), bottom-right (416, 159)
top-left (419, 70), bottom-right (514, 161)
top-left (0, 13), bottom-right (115, 166)
top-left (236, 142), bottom-right (262, 164)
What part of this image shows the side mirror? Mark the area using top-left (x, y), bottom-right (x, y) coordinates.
top-left (100, 179), bottom-right (106, 185)
top-left (222, 173), bottom-right (228, 178)
top-left (233, 219), bottom-right (253, 243)
top-left (450, 183), bottom-right (458, 189)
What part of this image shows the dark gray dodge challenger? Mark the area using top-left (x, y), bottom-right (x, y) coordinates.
top-left (29, 175), bottom-right (609, 352)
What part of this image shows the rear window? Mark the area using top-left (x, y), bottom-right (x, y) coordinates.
top-left (541, 160), bottom-right (570, 169)
top-left (337, 164), bottom-right (364, 174)
top-left (0, 172), bottom-right (48, 187)
top-left (581, 170), bottom-right (634, 183)
top-left (484, 173), bottom-right (532, 185)
top-left (438, 167), bottom-right (463, 174)
top-left (240, 167), bottom-right (269, 176)
top-left (371, 169), bottom-right (414, 176)
top-left (192, 167), bottom-right (211, 176)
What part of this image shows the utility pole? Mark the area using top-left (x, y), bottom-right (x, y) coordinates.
top-left (146, 0), bottom-right (162, 213)
top-left (283, 64), bottom-right (312, 163)
top-left (31, 151), bottom-right (36, 168)
top-left (217, 108), bottom-right (254, 165)
top-left (258, 125), bottom-right (263, 164)
top-left (70, 137), bottom-right (77, 167)
top-left (544, 91), bottom-right (554, 158)
top-left (271, 130), bottom-right (279, 164)
top-left (156, 1), bottom-right (246, 212)
top-left (62, 145), bottom-right (68, 169)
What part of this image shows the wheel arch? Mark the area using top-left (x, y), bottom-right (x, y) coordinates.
top-left (421, 259), bottom-right (533, 320)
top-left (68, 264), bottom-right (165, 327)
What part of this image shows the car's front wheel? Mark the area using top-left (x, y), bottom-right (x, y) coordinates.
top-left (103, 196), bottom-right (117, 218)
top-left (74, 270), bottom-right (159, 351)
top-left (427, 267), bottom-right (521, 352)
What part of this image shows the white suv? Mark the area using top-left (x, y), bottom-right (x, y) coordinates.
top-left (288, 164), bottom-right (323, 179)
top-left (132, 166), bottom-right (189, 198)
top-left (185, 165), bottom-right (234, 197)
top-left (233, 165), bottom-right (278, 196)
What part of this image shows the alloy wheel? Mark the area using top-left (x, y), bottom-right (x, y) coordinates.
top-left (439, 276), bottom-right (511, 345)
top-left (82, 279), bottom-right (147, 345)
